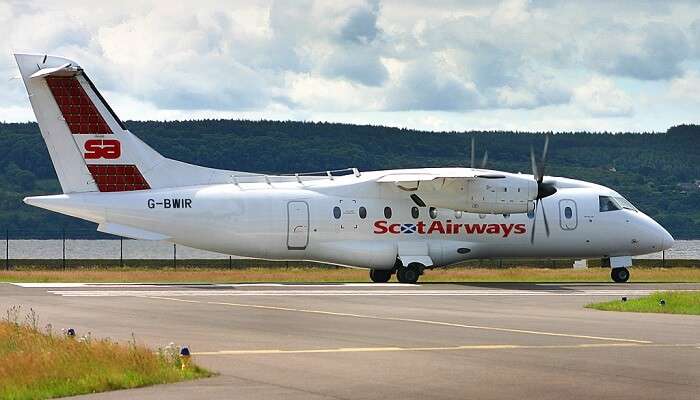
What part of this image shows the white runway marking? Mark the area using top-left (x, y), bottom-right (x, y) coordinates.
top-left (11, 282), bottom-right (166, 288)
top-left (148, 296), bottom-right (653, 344)
top-left (45, 289), bottom-right (692, 297)
top-left (12, 282), bottom-right (409, 288)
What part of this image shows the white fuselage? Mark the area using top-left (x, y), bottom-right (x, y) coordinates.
top-left (25, 168), bottom-right (674, 270)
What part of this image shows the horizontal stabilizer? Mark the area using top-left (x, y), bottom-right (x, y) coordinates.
top-left (97, 222), bottom-right (170, 241)
top-left (29, 62), bottom-right (76, 78)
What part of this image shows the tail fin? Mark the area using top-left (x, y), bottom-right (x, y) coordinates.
top-left (15, 53), bottom-right (250, 193)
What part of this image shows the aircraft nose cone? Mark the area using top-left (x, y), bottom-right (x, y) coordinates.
top-left (661, 229), bottom-right (674, 251)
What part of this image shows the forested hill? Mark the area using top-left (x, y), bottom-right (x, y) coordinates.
top-left (1, 120), bottom-right (698, 239)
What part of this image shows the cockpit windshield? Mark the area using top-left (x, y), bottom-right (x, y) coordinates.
top-left (599, 196), bottom-right (638, 212)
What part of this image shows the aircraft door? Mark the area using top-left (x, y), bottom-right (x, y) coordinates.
top-left (559, 199), bottom-right (578, 230)
top-left (287, 201), bottom-right (309, 250)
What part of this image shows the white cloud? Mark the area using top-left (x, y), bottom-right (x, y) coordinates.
top-left (573, 76), bottom-right (634, 117)
top-left (1, 0), bottom-right (700, 131)
top-left (668, 70), bottom-right (700, 102)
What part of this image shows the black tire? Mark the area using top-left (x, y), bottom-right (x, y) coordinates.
top-left (369, 269), bottom-right (392, 283)
top-left (397, 263), bottom-right (421, 284)
top-left (611, 267), bottom-right (630, 283)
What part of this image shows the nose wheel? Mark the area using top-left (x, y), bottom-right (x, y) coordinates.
top-left (369, 269), bottom-right (392, 283)
top-left (611, 267), bottom-right (630, 283)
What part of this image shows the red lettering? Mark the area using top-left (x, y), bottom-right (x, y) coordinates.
top-left (499, 224), bottom-right (514, 237)
top-left (373, 220), bottom-right (388, 234)
top-left (486, 224), bottom-right (500, 234)
top-left (416, 221), bottom-right (426, 234)
top-left (427, 220), bottom-right (445, 234)
top-left (514, 224), bottom-right (527, 234)
top-left (388, 224), bottom-right (401, 234)
top-left (464, 224), bottom-right (487, 234)
top-left (84, 139), bottom-right (121, 159)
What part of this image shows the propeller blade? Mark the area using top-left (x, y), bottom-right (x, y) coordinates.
top-left (530, 145), bottom-right (539, 181)
top-left (541, 199), bottom-right (550, 237)
top-left (530, 199), bottom-right (538, 244)
top-left (470, 137), bottom-right (475, 168)
top-left (480, 150), bottom-right (488, 168)
top-left (539, 136), bottom-right (549, 182)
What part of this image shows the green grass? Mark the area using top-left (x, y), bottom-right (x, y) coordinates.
top-left (0, 306), bottom-right (212, 400)
top-left (586, 291), bottom-right (700, 315)
top-left (2, 266), bottom-right (700, 283)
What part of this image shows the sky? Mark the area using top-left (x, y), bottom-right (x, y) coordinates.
top-left (2, 0), bottom-right (700, 132)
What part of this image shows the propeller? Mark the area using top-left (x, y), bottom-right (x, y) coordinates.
top-left (530, 136), bottom-right (556, 244)
top-left (470, 137), bottom-right (489, 169)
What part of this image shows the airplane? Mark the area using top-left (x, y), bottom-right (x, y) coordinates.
top-left (13, 53), bottom-right (674, 284)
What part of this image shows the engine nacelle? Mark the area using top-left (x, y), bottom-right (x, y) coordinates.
top-left (417, 175), bottom-right (537, 214)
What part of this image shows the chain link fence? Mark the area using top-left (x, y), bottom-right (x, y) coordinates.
top-left (1, 228), bottom-right (696, 270)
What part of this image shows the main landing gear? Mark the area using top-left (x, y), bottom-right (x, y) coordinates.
top-left (369, 269), bottom-right (392, 283)
top-left (369, 263), bottom-right (424, 284)
top-left (611, 267), bottom-right (630, 283)
top-left (396, 263), bottom-right (422, 284)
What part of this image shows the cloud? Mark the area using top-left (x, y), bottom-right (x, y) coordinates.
top-left (583, 22), bottom-right (690, 80)
top-left (338, 0), bottom-right (381, 44)
top-left (573, 76), bottom-right (633, 117)
top-left (668, 71), bottom-right (700, 103)
top-left (386, 59), bottom-right (482, 111)
top-left (1, 0), bottom-right (700, 131)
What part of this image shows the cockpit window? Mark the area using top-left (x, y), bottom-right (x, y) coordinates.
top-left (614, 196), bottom-right (638, 211)
top-left (599, 196), bottom-right (637, 212)
top-left (599, 196), bottom-right (621, 212)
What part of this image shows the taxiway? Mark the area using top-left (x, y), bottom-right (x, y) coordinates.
top-left (2, 282), bottom-right (699, 400)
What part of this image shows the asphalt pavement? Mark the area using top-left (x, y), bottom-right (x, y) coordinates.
top-left (2, 281), bottom-right (699, 400)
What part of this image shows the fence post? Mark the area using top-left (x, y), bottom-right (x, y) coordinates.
top-left (229, 256), bottom-right (232, 269)
top-left (173, 244), bottom-right (177, 269)
top-left (662, 250), bottom-right (665, 268)
top-left (120, 237), bottom-right (124, 268)
top-left (5, 229), bottom-right (8, 271)
top-left (62, 228), bottom-right (66, 270)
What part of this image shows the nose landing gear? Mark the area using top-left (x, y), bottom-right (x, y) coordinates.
top-left (611, 267), bottom-right (630, 283)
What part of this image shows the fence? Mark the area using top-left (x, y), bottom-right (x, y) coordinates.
top-left (0, 228), bottom-right (695, 270)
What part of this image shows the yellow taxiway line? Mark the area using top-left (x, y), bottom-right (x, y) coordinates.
top-left (193, 343), bottom-right (700, 356)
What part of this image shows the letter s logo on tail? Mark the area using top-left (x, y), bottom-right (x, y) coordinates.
top-left (84, 139), bottom-right (121, 159)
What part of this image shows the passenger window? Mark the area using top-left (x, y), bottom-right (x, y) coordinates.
top-left (384, 206), bottom-right (392, 219)
top-left (429, 207), bottom-right (438, 219)
top-left (454, 210), bottom-right (462, 219)
top-left (359, 206), bottom-right (367, 219)
top-left (411, 206), bottom-right (419, 219)
top-left (599, 196), bottom-right (621, 212)
top-left (333, 206), bottom-right (341, 219)
top-left (564, 207), bottom-right (572, 219)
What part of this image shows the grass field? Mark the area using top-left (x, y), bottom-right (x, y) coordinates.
top-left (587, 291), bottom-right (700, 315)
top-left (0, 307), bottom-right (211, 400)
top-left (1, 266), bottom-right (700, 283)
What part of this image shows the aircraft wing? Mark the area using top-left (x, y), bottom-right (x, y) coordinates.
top-left (373, 169), bottom-right (536, 214)
top-left (375, 171), bottom-right (505, 183)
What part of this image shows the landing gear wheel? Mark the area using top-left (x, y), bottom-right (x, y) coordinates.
top-left (369, 269), bottom-right (392, 283)
top-left (611, 267), bottom-right (630, 283)
top-left (397, 263), bottom-right (422, 284)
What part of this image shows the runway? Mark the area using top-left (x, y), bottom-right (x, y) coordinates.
top-left (3, 282), bottom-right (699, 399)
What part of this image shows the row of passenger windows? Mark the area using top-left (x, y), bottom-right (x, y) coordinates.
top-left (333, 206), bottom-right (459, 220)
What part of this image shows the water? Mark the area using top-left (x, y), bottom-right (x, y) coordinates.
top-left (1, 239), bottom-right (698, 260)
top-left (2, 239), bottom-right (237, 260)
